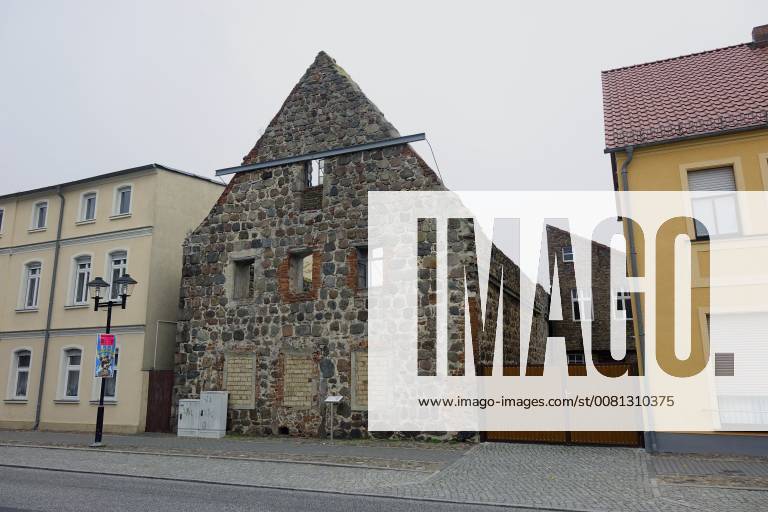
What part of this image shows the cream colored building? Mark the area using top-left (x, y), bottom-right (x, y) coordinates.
top-left (0, 164), bottom-right (223, 433)
top-left (602, 26), bottom-right (768, 455)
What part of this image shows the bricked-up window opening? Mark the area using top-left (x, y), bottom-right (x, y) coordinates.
top-left (305, 159), bottom-right (324, 187)
top-left (233, 258), bottom-right (255, 300)
top-left (570, 288), bottom-right (593, 322)
top-left (369, 247), bottom-right (384, 288)
top-left (616, 291), bottom-right (633, 320)
top-left (290, 252), bottom-right (313, 293)
top-left (356, 247), bottom-right (368, 289)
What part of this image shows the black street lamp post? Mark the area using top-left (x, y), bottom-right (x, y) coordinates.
top-left (87, 273), bottom-right (137, 447)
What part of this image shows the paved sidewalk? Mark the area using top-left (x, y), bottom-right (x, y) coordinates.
top-left (1, 431), bottom-right (767, 512)
top-left (0, 430), bottom-right (466, 471)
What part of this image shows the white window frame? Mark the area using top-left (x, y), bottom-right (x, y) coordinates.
top-left (615, 291), bottom-right (633, 320)
top-left (8, 348), bottom-right (32, 400)
top-left (113, 184), bottom-right (133, 216)
top-left (59, 347), bottom-right (83, 401)
top-left (107, 250), bottom-right (128, 300)
top-left (562, 246), bottom-right (574, 263)
top-left (687, 167), bottom-right (740, 239)
top-left (79, 191), bottom-right (98, 222)
top-left (570, 288), bottom-right (593, 322)
top-left (71, 255), bottom-right (92, 305)
top-left (20, 261), bottom-right (42, 310)
top-left (0, 207), bottom-right (5, 234)
top-left (31, 200), bottom-right (48, 230)
top-left (369, 247), bottom-right (384, 288)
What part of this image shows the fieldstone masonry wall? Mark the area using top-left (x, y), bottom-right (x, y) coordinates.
top-left (174, 51), bottom-right (551, 439)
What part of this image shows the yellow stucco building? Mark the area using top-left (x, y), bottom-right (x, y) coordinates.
top-left (0, 164), bottom-right (223, 433)
top-left (602, 25), bottom-right (768, 455)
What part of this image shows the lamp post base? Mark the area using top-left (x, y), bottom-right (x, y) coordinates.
top-left (89, 442), bottom-right (104, 448)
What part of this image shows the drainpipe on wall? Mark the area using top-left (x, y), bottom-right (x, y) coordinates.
top-left (619, 147), bottom-right (658, 452)
top-left (33, 187), bottom-right (65, 430)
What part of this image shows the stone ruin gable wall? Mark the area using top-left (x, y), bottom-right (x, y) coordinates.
top-left (174, 142), bottom-right (446, 438)
top-left (241, 51), bottom-right (400, 166)
top-left (544, 225), bottom-right (635, 365)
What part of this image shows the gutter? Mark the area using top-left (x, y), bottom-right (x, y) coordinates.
top-left (619, 147), bottom-right (657, 453)
top-left (33, 187), bottom-right (65, 430)
top-left (604, 121), bottom-right (768, 154)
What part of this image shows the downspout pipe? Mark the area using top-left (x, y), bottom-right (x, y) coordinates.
top-left (619, 147), bottom-right (657, 453)
top-left (33, 187), bottom-right (65, 430)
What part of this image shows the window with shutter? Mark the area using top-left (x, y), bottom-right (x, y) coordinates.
top-left (687, 167), bottom-right (739, 238)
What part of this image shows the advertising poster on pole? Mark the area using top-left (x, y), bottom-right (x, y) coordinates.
top-left (95, 333), bottom-right (116, 378)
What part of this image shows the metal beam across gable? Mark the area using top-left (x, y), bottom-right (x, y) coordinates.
top-left (215, 133), bottom-right (426, 176)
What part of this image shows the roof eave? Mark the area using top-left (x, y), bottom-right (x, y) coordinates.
top-left (604, 123), bottom-right (768, 154)
top-left (0, 163), bottom-right (223, 202)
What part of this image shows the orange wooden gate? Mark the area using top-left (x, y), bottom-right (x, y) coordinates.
top-left (481, 364), bottom-right (642, 447)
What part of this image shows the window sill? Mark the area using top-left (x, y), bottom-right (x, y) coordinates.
top-left (89, 400), bottom-right (118, 405)
top-left (64, 304), bottom-right (90, 310)
top-left (76, 219), bottom-right (96, 226)
top-left (54, 399), bottom-right (80, 404)
top-left (109, 213), bottom-right (132, 220)
top-left (15, 307), bottom-right (39, 314)
top-left (27, 227), bottom-right (47, 233)
top-left (3, 399), bottom-right (28, 404)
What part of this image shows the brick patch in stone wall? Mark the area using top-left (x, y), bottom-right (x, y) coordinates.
top-left (283, 354), bottom-right (317, 408)
top-left (224, 353), bottom-right (257, 409)
top-left (351, 351), bottom-right (368, 410)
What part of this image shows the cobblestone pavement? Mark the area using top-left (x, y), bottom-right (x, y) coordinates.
top-left (1, 435), bottom-right (767, 512)
top-left (375, 443), bottom-right (768, 512)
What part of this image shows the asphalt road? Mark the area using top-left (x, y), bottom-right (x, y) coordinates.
top-left (0, 466), bottom-right (536, 512)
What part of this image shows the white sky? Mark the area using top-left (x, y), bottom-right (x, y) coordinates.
top-left (1, 1), bottom-right (766, 195)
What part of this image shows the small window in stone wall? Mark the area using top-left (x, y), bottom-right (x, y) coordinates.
top-left (356, 247), bottom-right (368, 290)
top-left (233, 258), bottom-right (255, 300)
top-left (369, 247), bottom-right (383, 288)
top-left (305, 159), bottom-right (324, 187)
top-left (290, 252), bottom-right (313, 293)
top-left (300, 160), bottom-right (324, 211)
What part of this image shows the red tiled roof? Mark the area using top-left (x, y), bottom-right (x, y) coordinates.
top-left (601, 43), bottom-right (768, 151)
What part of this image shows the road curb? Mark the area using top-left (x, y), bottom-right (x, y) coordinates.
top-left (0, 461), bottom-right (617, 512)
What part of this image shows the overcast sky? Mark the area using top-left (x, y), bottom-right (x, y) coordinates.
top-left (1, 1), bottom-right (766, 195)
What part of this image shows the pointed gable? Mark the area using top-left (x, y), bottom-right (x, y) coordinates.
top-left (242, 51), bottom-right (400, 165)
